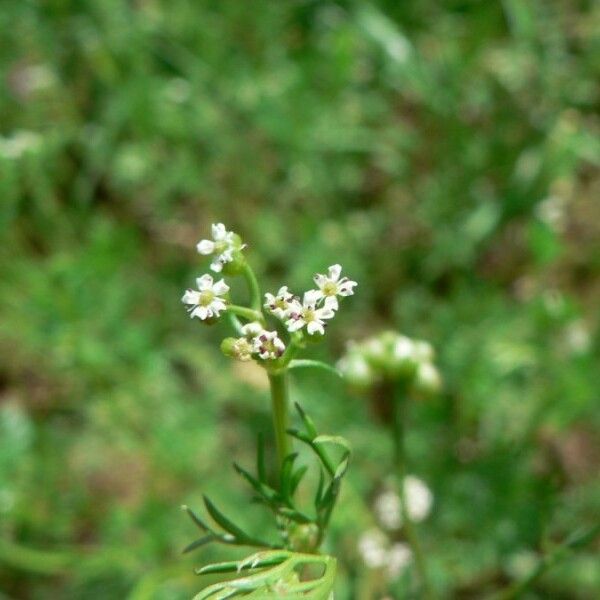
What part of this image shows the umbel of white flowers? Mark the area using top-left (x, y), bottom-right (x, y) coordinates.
top-left (181, 223), bottom-right (357, 363)
top-left (337, 330), bottom-right (442, 397)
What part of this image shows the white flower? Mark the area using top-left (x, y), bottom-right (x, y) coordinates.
top-left (313, 264), bottom-right (357, 309)
top-left (286, 291), bottom-right (337, 336)
top-left (196, 223), bottom-right (239, 273)
top-left (253, 330), bottom-right (286, 360)
top-left (182, 274), bottom-right (229, 320)
top-left (414, 362), bottom-right (442, 395)
top-left (374, 489), bottom-right (402, 531)
top-left (404, 475), bottom-right (433, 522)
top-left (264, 286), bottom-right (294, 319)
top-left (357, 529), bottom-right (388, 569)
top-left (392, 335), bottom-right (416, 362)
top-left (337, 351), bottom-right (375, 388)
top-left (387, 543), bottom-right (412, 580)
top-left (357, 530), bottom-right (412, 581)
top-left (241, 321), bottom-right (264, 338)
top-left (374, 477), bottom-right (433, 531)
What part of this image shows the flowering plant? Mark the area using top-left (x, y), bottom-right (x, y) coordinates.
top-left (338, 330), bottom-right (441, 598)
top-left (181, 224), bottom-right (356, 598)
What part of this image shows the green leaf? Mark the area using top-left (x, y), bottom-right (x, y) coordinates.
top-left (290, 465), bottom-right (308, 495)
top-left (288, 359), bottom-right (342, 379)
top-left (194, 550), bottom-right (336, 599)
top-left (183, 535), bottom-right (217, 554)
top-left (313, 435), bottom-right (351, 456)
top-left (233, 462), bottom-right (279, 504)
top-left (280, 453), bottom-right (298, 505)
top-left (195, 554), bottom-right (286, 576)
top-left (203, 496), bottom-right (268, 547)
top-left (294, 403), bottom-right (318, 439)
top-left (287, 429), bottom-right (336, 478)
top-left (182, 505), bottom-right (210, 533)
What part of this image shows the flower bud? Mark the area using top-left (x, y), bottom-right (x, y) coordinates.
top-left (288, 523), bottom-right (320, 553)
top-left (221, 337), bottom-right (253, 361)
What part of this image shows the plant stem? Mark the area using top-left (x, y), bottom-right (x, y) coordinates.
top-left (227, 304), bottom-right (264, 323)
top-left (392, 388), bottom-right (434, 600)
top-left (242, 263), bottom-right (262, 313)
top-left (268, 370), bottom-right (292, 483)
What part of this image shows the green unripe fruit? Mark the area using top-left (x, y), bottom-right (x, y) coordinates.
top-left (220, 337), bottom-right (238, 357)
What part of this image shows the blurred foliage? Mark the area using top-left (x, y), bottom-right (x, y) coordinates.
top-left (0, 0), bottom-right (599, 598)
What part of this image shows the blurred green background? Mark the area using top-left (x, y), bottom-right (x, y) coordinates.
top-left (1, 1), bottom-right (599, 598)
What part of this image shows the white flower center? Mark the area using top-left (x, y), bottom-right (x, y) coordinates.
top-left (303, 308), bottom-right (316, 322)
top-left (322, 281), bottom-right (338, 296)
top-left (275, 297), bottom-right (288, 310)
top-left (198, 290), bottom-right (215, 306)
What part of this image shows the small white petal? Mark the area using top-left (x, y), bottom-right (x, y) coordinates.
top-left (323, 296), bottom-right (339, 311)
top-left (313, 273), bottom-right (327, 287)
top-left (212, 279), bottom-right (230, 296)
top-left (182, 289), bottom-right (199, 304)
top-left (303, 289), bottom-right (321, 306)
top-left (210, 257), bottom-right (223, 272)
top-left (287, 319), bottom-right (305, 332)
top-left (241, 321), bottom-right (263, 337)
top-left (307, 321), bottom-right (324, 335)
top-left (196, 274), bottom-right (214, 289)
top-left (323, 296), bottom-right (338, 311)
top-left (196, 239), bottom-right (215, 255)
top-left (328, 264), bottom-right (342, 282)
top-left (317, 307), bottom-right (335, 320)
top-left (338, 280), bottom-right (357, 296)
top-left (211, 223), bottom-right (227, 240)
top-left (192, 306), bottom-right (209, 320)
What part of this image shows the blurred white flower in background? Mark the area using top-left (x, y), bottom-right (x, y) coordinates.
top-left (563, 320), bottom-right (591, 355)
top-left (357, 528), bottom-right (413, 581)
top-left (374, 476), bottom-right (433, 531)
top-left (0, 131), bottom-right (42, 160)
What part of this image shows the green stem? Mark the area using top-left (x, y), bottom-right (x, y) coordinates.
top-left (268, 370), bottom-right (292, 482)
top-left (227, 304), bottom-right (264, 323)
top-left (242, 263), bottom-right (262, 312)
top-left (392, 388), bottom-right (434, 600)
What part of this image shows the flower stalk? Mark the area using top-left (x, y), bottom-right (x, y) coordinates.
top-left (268, 370), bottom-right (292, 478)
top-left (392, 386), bottom-right (434, 599)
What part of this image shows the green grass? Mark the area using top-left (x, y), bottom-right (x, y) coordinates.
top-left (1, 1), bottom-right (599, 598)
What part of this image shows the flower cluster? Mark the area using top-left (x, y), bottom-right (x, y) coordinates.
top-left (182, 224), bottom-right (357, 364)
top-left (337, 330), bottom-right (442, 396)
top-left (357, 529), bottom-right (412, 582)
top-left (264, 264), bottom-right (357, 336)
top-left (373, 476), bottom-right (433, 531)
